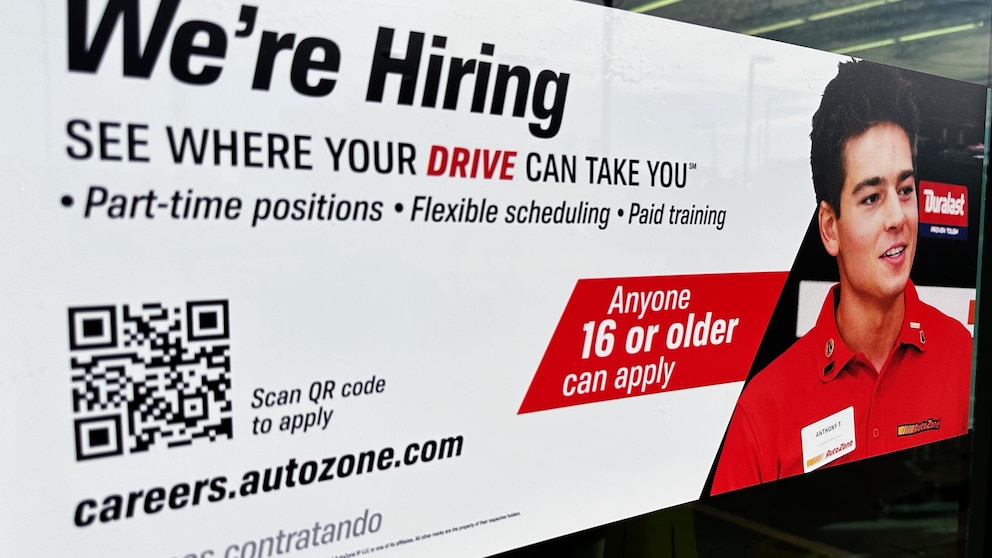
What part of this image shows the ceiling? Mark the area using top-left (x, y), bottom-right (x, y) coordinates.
top-left (584, 0), bottom-right (991, 85)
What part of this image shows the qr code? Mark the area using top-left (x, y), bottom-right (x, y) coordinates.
top-left (68, 301), bottom-right (233, 461)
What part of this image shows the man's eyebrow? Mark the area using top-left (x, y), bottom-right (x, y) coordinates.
top-left (850, 177), bottom-right (882, 195)
top-left (849, 169), bottom-right (915, 195)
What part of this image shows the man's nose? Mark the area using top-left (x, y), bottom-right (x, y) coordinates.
top-left (883, 190), bottom-right (909, 230)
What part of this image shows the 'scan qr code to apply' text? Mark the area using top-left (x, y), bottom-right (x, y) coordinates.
top-left (68, 301), bottom-right (233, 461)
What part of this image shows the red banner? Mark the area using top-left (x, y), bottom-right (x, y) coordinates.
top-left (519, 272), bottom-right (788, 414)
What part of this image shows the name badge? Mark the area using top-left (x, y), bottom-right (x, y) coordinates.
top-left (801, 406), bottom-right (856, 473)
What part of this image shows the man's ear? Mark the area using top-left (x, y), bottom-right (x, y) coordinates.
top-left (818, 200), bottom-right (840, 257)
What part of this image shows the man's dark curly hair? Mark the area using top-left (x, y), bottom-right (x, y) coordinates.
top-left (810, 60), bottom-right (920, 217)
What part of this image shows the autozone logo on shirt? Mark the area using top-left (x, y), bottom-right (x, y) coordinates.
top-left (919, 181), bottom-right (968, 240)
top-left (897, 418), bottom-right (941, 436)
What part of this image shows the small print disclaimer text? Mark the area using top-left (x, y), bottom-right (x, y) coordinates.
top-left (171, 509), bottom-right (522, 558)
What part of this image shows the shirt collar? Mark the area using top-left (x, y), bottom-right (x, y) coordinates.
top-left (814, 280), bottom-right (925, 383)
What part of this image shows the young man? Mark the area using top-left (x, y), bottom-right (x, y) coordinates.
top-left (710, 60), bottom-right (972, 495)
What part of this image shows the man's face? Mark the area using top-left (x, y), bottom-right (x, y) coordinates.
top-left (820, 122), bottom-right (918, 305)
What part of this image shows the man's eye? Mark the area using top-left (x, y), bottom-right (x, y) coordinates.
top-left (899, 185), bottom-right (916, 196)
top-left (861, 193), bottom-right (880, 205)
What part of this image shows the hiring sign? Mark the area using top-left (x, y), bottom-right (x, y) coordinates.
top-left (0, 1), bottom-right (980, 557)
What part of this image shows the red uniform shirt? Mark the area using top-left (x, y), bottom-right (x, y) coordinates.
top-left (711, 281), bottom-right (971, 495)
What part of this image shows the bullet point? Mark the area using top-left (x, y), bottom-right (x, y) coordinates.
top-left (61, 195), bottom-right (73, 207)
top-left (617, 209), bottom-right (624, 217)
top-left (394, 203), bottom-right (404, 212)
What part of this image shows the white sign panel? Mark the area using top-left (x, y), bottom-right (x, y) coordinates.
top-left (0, 1), bottom-right (980, 557)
